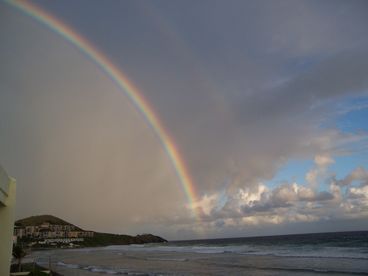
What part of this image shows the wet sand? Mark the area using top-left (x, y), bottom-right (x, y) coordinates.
top-left (31, 248), bottom-right (368, 276)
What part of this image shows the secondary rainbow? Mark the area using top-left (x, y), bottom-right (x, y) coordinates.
top-left (7, 0), bottom-right (200, 218)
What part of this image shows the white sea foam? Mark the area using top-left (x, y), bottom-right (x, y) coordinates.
top-left (146, 257), bottom-right (187, 261)
top-left (57, 261), bottom-right (80, 269)
top-left (56, 262), bottom-right (127, 274)
top-left (238, 245), bottom-right (368, 259)
top-left (94, 243), bottom-right (368, 260)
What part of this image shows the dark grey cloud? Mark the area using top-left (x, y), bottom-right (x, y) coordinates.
top-left (240, 184), bottom-right (334, 215)
top-left (334, 167), bottom-right (368, 187)
top-left (2, 0), bottom-right (368, 238)
top-left (126, 1), bottom-right (368, 197)
top-left (0, 4), bottom-right (189, 239)
top-left (237, 49), bottom-right (368, 124)
top-left (315, 191), bottom-right (334, 201)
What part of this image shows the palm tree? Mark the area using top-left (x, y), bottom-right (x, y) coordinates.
top-left (12, 245), bottom-right (27, 272)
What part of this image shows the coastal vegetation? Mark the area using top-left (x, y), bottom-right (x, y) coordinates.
top-left (81, 232), bottom-right (167, 247)
top-left (12, 245), bottom-right (27, 272)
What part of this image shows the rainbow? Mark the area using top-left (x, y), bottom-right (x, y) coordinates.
top-left (6, 0), bottom-right (200, 218)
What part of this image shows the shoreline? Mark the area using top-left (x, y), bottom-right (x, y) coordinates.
top-left (30, 246), bottom-right (368, 276)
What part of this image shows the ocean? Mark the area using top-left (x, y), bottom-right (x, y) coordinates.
top-left (33, 231), bottom-right (368, 275)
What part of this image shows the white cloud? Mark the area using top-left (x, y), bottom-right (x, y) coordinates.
top-left (349, 186), bottom-right (368, 200)
top-left (189, 164), bottom-right (368, 236)
top-left (191, 193), bottom-right (220, 216)
top-left (239, 184), bottom-right (268, 206)
top-left (314, 154), bottom-right (334, 168)
top-left (306, 154), bottom-right (335, 188)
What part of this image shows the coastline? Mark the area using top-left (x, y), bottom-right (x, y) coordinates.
top-left (31, 246), bottom-right (368, 276)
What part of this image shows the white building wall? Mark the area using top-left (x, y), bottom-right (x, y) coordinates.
top-left (0, 166), bottom-right (16, 276)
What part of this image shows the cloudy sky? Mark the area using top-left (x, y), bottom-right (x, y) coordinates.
top-left (1, 0), bottom-right (368, 240)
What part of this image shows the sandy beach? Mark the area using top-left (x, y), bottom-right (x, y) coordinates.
top-left (30, 246), bottom-right (368, 276)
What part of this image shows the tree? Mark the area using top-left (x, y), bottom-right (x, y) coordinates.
top-left (12, 245), bottom-right (27, 272)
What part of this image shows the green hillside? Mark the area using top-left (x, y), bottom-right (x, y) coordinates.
top-left (81, 233), bottom-right (167, 247)
top-left (15, 215), bottom-right (167, 247)
top-left (15, 215), bottom-right (82, 230)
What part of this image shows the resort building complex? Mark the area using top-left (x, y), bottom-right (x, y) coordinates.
top-left (13, 215), bottom-right (94, 243)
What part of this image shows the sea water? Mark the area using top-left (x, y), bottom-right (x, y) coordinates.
top-left (35, 231), bottom-right (368, 275)
top-left (167, 231), bottom-right (368, 259)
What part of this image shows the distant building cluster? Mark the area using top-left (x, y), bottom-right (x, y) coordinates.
top-left (14, 221), bottom-right (94, 241)
top-left (40, 238), bottom-right (84, 244)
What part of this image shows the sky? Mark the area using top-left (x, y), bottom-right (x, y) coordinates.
top-left (1, 0), bottom-right (368, 240)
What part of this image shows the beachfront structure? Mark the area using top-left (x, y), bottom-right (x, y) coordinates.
top-left (14, 222), bottom-right (94, 241)
top-left (0, 165), bottom-right (16, 276)
top-left (67, 230), bottom-right (94, 238)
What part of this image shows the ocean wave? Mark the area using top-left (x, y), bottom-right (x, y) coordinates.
top-left (56, 261), bottom-right (159, 275)
top-left (57, 261), bottom-right (80, 269)
top-left (57, 262), bottom-right (126, 274)
top-left (83, 266), bottom-right (121, 274)
top-left (145, 257), bottom-right (187, 262)
top-left (238, 246), bottom-right (368, 260)
top-left (98, 243), bottom-right (368, 260)
top-left (261, 266), bottom-right (368, 275)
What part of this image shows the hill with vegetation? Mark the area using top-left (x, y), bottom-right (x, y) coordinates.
top-left (16, 215), bottom-right (80, 228)
top-left (15, 215), bottom-right (167, 247)
top-left (82, 233), bottom-right (167, 247)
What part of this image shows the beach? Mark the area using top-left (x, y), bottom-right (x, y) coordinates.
top-left (30, 232), bottom-right (368, 276)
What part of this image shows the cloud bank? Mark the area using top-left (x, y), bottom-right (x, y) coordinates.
top-left (1, 0), bottom-right (368, 239)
